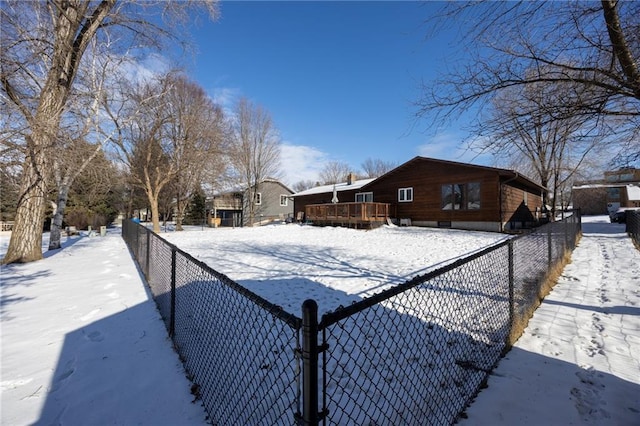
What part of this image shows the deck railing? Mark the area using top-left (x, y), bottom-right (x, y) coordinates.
top-left (305, 202), bottom-right (390, 224)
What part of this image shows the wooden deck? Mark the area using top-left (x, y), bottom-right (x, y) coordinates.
top-left (305, 202), bottom-right (390, 229)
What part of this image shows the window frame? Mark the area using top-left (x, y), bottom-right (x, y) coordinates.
top-left (280, 194), bottom-right (288, 207)
top-left (255, 192), bottom-right (262, 205)
top-left (441, 182), bottom-right (481, 210)
top-left (355, 192), bottom-right (373, 203)
top-left (398, 187), bottom-right (413, 202)
top-left (466, 182), bottom-right (481, 210)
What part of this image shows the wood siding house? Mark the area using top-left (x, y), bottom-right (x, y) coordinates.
top-left (293, 157), bottom-right (546, 232)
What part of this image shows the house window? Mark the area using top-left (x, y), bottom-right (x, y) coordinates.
top-left (398, 187), bottom-right (413, 202)
top-left (255, 192), bottom-right (262, 205)
top-left (607, 187), bottom-right (620, 200)
top-left (442, 183), bottom-right (480, 210)
top-left (467, 182), bottom-right (480, 210)
top-left (280, 195), bottom-right (288, 206)
top-left (355, 192), bottom-right (373, 202)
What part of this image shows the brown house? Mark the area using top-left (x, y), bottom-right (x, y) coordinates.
top-left (293, 157), bottom-right (546, 232)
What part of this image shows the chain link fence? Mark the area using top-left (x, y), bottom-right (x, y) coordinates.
top-left (122, 220), bottom-right (301, 425)
top-left (303, 212), bottom-right (581, 425)
top-left (627, 211), bottom-right (640, 248)
top-left (122, 212), bottom-right (581, 425)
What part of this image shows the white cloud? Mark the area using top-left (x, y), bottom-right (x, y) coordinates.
top-left (212, 87), bottom-right (241, 109)
top-left (279, 143), bottom-right (330, 187)
top-left (118, 53), bottom-right (171, 86)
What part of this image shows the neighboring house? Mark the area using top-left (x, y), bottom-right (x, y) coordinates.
top-left (572, 168), bottom-right (640, 215)
top-left (207, 178), bottom-right (294, 227)
top-left (207, 191), bottom-right (244, 227)
top-left (293, 156), bottom-right (546, 232)
top-left (292, 173), bottom-right (375, 214)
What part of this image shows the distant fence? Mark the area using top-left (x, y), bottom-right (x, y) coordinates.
top-left (122, 212), bottom-right (581, 425)
top-left (627, 211), bottom-right (640, 248)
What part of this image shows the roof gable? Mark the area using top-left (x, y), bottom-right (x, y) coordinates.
top-left (213, 178), bottom-right (294, 197)
top-left (362, 156), bottom-right (546, 192)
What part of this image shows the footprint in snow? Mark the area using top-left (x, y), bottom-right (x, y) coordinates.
top-left (591, 314), bottom-right (605, 332)
top-left (577, 332), bottom-right (604, 358)
top-left (571, 366), bottom-right (609, 422)
top-left (82, 329), bottom-right (104, 342)
top-left (51, 358), bottom-right (76, 392)
top-left (561, 275), bottom-right (580, 282)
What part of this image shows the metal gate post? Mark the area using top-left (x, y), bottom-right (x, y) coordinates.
top-left (301, 299), bottom-right (319, 425)
top-left (135, 222), bottom-right (140, 260)
top-left (547, 222), bottom-right (553, 268)
top-left (145, 230), bottom-right (151, 278)
top-left (169, 247), bottom-right (177, 337)
top-left (507, 240), bottom-right (515, 347)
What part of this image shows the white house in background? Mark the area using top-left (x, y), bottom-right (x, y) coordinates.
top-left (206, 178), bottom-right (294, 227)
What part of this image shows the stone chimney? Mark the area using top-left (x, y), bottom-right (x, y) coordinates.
top-left (347, 172), bottom-right (357, 185)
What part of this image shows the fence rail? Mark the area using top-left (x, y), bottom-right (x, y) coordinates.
top-left (122, 211), bottom-right (582, 425)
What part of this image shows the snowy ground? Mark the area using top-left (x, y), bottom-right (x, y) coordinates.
top-left (0, 230), bottom-right (209, 426)
top-left (160, 224), bottom-right (508, 315)
top-left (461, 215), bottom-right (640, 425)
top-left (1, 215), bottom-right (638, 425)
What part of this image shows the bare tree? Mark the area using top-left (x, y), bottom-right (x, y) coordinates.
top-left (124, 77), bottom-right (173, 233)
top-left (417, 1), bottom-right (640, 165)
top-left (110, 72), bottom-right (224, 233)
top-left (47, 39), bottom-right (124, 250)
top-left (360, 158), bottom-right (397, 178)
top-left (228, 98), bottom-right (281, 226)
top-left (0, 0), bottom-right (218, 264)
top-left (164, 74), bottom-right (227, 231)
top-left (319, 160), bottom-right (352, 184)
top-left (292, 179), bottom-right (317, 192)
top-left (472, 77), bottom-right (604, 215)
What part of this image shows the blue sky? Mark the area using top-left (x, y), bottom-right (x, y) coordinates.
top-left (183, 1), bottom-right (486, 186)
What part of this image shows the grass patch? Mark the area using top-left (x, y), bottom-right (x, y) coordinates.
top-left (506, 232), bottom-right (582, 348)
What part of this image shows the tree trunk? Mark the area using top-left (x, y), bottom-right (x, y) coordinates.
top-left (150, 193), bottom-right (161, 233)
top-left (2, 150), bottom-right (47, 264)
top-left (175, 189), bottom-right (183, 231)
top-left (48, 183), bottom-right (71, 251)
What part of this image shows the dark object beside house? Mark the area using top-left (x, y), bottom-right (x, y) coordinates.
top-left (611, 208), bottom-right (640, 223)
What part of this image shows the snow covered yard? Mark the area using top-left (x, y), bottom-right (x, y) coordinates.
top-left (146, 223), bottom-right (545, 423)
top-left (160, 224), bottom-right (509, 316)
top-left (1, 215), bottom-right (638, 425)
